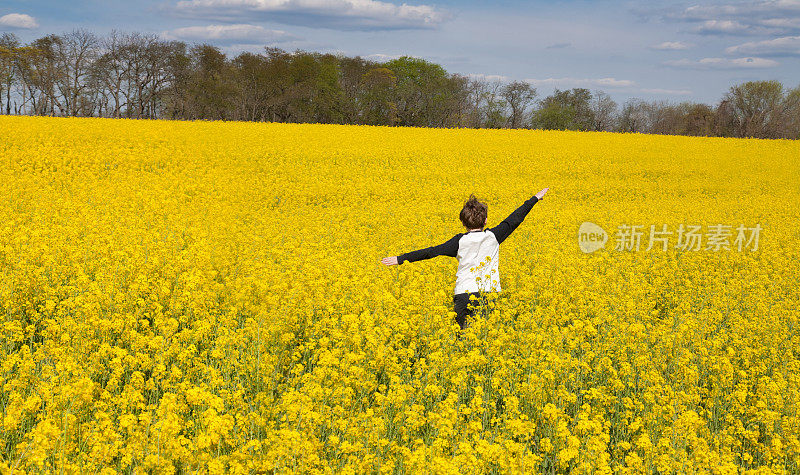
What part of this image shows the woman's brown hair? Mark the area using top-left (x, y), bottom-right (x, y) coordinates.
top-left (460, 194), bottom-right (488, 229)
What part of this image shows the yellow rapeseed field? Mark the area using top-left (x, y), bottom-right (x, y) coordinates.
top-left (1, 115), bottom-right (799, 474)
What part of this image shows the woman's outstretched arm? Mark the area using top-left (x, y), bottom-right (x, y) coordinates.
top-left (381, 233), bottom-right (462, 266)
top-left (488, 188), bottom-right (549, 244)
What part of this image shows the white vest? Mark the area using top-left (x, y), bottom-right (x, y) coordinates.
top-left (454, 230), bottom-right (501, 294)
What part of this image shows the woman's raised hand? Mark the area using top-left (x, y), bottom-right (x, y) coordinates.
top-left (535, 188), bottom-right (549, 200)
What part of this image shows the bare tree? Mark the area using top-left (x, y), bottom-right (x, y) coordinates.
top-left (93, 31), bottom-right (131, 118)
top-left (590, 90), bottom-right (617, 131)
top-left (16, 35), bottom-right (65, 115)
top-left (713, 99), bottom-right (737, 137)
top-left (0, 33), bottom-right (20, 115)
top-left (780, 84), bottom-right (800, 140)
top-left (590, 91), bottom-right (617, 131)
top-left (463, 78), bottom-right (489, 128)
top-left (443, 73), bottom-right (471, 128)
top-left (617, 99), bottom-right (649, 133)
top-left (52, 29), bottom-right (99, 116)
top-left (123, 33), bottom-right (153, 118)
top-left (684, 103), bottom-right (715, 136)
top-left (141, 36), bottom-right (177, 119)
top-left (724, 80), bottom-right (785, 138)
top-left (501, 80), bottom-right (536, 128)
top-left (647, 100), bottom-right (683, 135)
top-left (483, 80), bottom-right (508, 129)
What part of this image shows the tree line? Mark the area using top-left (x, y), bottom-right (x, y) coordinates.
top-left (1, 29), bottom-right (798, 139)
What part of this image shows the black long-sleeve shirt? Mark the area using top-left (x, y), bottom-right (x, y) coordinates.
top-left (397, 195), bottom-right (540, 266)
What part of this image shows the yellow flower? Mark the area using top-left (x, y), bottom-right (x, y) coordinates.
top-left (1, 115), bottom-right (797, 473)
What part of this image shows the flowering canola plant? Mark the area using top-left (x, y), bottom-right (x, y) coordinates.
top-left (1, 115), bottom-right (798, 473)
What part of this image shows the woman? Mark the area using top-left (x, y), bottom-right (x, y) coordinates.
top-left (381, 188), bottom-right (549, 329)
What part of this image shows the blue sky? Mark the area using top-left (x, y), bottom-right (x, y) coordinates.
top-left (2, 0), bottom-right (799, 105)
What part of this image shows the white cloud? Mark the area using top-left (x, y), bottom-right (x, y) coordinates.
top-left (679, 1), bottom-right (800, 21)
top-left (664, 57), bottom-right (779, 69)
top-left (640, 88), bottom-right (693, 95)
top-left (759, 17), bottom-right (800, 29)
top-left (162, 24), bottom-right (298, 45)
top-left (467, 73), bottom-right (510, 82)
top-left (650, 41), bottom-right (693, 50)
top-left (524, 77), bottom-right (636, 88)
top-left (692, 19), bottom-right (756, 35)
top-left (725, 36), bottom-right (800, 56)
top-left (172, 0), bottom-right (450, 31)
top-left (0, 13), bottom-right (39, 29)
top-left (643, 1), bottom-right (800, 36)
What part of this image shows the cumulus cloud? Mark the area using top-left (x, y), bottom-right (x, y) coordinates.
top-left (692, 20), bottom-right (759, 35)
top-left (638, 1), bottom-right (800, 36)
top-left (650, 41), bottom-right (693, 50)
top-left (678, 1), bottom-right (800, 22)
top-left (162, 24), bottom-right (299, 45)
top-left (664, 57), bottom-right (779, 69)
top-left (759, 17), bottom-right (800, 30)
top-left (725, 36), bottom-right (800, 56)
top-left (172, 0), bottom-right (450, 31)
top-left (524, 77), bottom-right (636, 88)
top-left (0, 13), bottom-right (39, 29)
